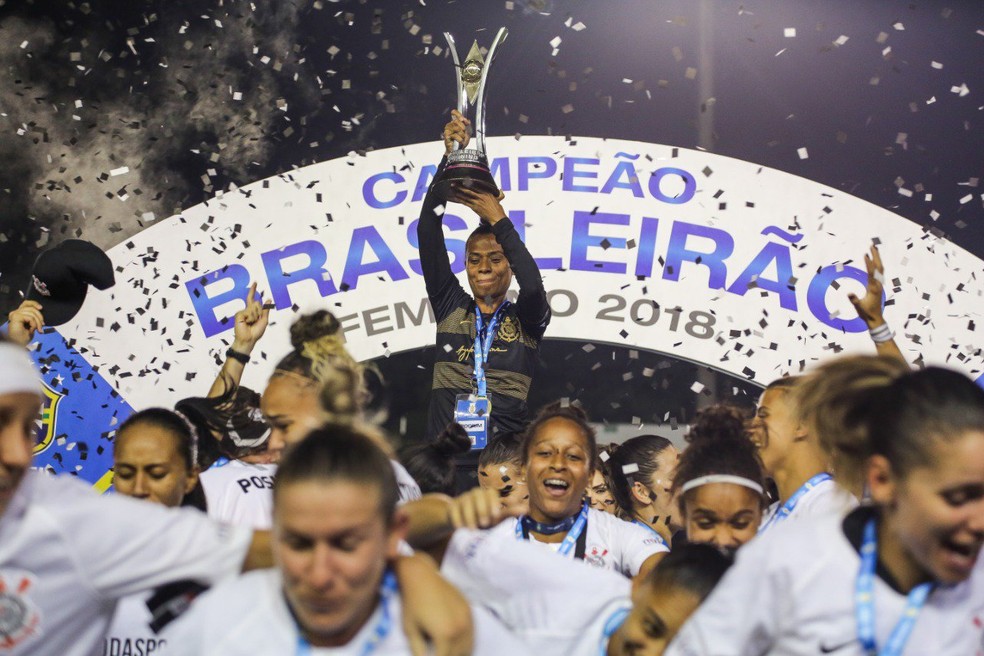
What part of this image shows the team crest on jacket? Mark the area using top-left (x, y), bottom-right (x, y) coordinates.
top-left (497, 316), bottom-right (520, 343)
top-left (0, 570), bottom-right (42, 649)
top-left (33, 381), bottom-right (63, 456)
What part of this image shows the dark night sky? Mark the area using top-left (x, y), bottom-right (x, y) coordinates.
top-left (0, 0), bottom-right (981, 433)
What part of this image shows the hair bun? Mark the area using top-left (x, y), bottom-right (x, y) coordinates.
top-left (435, 423), bottom-right (473, 458)
top-left (289, 310), bottom-right (341, 350)
top-left (685, 405), bottom-right (751, 445)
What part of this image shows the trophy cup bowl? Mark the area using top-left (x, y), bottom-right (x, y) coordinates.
top-left (433, 28), bottom-right (509, 203)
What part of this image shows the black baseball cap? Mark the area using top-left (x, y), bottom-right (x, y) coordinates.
top-left (25, 239), bottom-right (115, 326)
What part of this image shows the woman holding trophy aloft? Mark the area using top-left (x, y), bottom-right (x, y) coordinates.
top-left (417, 106), bottom-right (551, 450)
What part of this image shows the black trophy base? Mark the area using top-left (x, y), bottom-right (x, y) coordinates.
top-left (433, 149), bottom-right (500, 202)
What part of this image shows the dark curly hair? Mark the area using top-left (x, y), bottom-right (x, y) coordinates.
top-left (399, 423), bottom-right (472, 496)
top-left (671, 404), bottom-right (768, 512)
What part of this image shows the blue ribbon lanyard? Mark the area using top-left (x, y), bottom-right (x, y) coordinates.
top-left (631, 519), bottom-right (668, 548)
top-left (473, 302), bottom-right (510, 397)
top-left (855, 518), bottom-right (933, 656)
top-left (515, 503), bottom-right (590, 557)
top-left (598, 606), bottom-right (631, 656)
top-left (295, 570), bottom-right (399, 656)
top-left (760, 472), bottom-right (832, 532)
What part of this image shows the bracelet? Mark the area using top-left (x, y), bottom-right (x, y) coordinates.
top-left (868, 323), bottom-right (895, 344)
top-left (225, 348), bottom-right (250, 365)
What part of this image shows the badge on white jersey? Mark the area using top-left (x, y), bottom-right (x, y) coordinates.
top-left (0, 569), bottom-right (43, 649)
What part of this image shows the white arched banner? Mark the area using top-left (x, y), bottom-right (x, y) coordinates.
top-left (30, 136), bottom-right (984, 486)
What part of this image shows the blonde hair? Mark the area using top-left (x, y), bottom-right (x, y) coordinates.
top-left (795, 355), bottom-right (910, 492)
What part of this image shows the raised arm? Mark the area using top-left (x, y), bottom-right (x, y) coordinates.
top-left (6, 300), bottom-right (45, 347)
top-left (416, 113), bottom-right (471, 320)
top-left (206, 282), bottom-right (270, 398)
top-left (847, 244), bottom-right (907, 366)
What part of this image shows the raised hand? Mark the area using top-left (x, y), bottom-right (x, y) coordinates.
top-left (453, 185), bottom-right (506, 225)
top-left (231, 282), bottom-right (270, 355)
top-left (7, 300), bottom-right (45, 347)
top-left (848, 244), bottom-right (886, 328)
top-left (443, 109), bottom-right (471, 155)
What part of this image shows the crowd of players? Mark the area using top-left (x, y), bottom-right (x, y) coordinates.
top-left (1, 124), bottom-right (982, 655)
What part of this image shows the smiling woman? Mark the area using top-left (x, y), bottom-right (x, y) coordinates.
top-left (666, 360), bottom-right (984, 656)
top-left (483, 401), bottom-right (669, 578)
top-left (670, 404), bottom-right (769, 552)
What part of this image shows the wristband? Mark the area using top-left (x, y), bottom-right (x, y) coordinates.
top-left (225, 348), bottom-right (250, 365)
top-left (868, 323), bottom-right (895, 344)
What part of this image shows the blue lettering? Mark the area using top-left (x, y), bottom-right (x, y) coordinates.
top-left (807, 265), bottom-right (870, 333)
top-left (649, 167), bottom-right (696, 204)
top-left (570, 211), bottom-right (629, 274)
top-left (727, 241), bottom-right (798, 310)
top-left (562, 157), bottom-right (599, 193)
top-left (407, 214), bottom-right (469, 276)
top-left (261, 240), bottom-right (337, 310)
top-left (517, 156), bottom-right (557, 191)
top-left (663, 222), bottom-right (734, 288)
top-left (489, 157), bottom-right (512, 192)
top-left (362, 171), bottom-right (406, 209)
top-left (509, 210), bottom-right (564, 271)
top-left (342, 227), bottom-right (410, 291)
top-left (601, 161), bottom-right (645, 198)
top-left (185, 264), bottom-right (252, 338)
top-left (634, 217), bottom-right (660, 278)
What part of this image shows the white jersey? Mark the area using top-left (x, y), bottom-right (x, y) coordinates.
top-left (760, 478), bottom-right (858, 529)
top-left (200, 460), bottom-right (277, 530)
top-left (200, 459), bottom-right (421, 530)
top-left (0, 471), bottom-right (252, 656)
top-left (487, 506), bottom-right (668, 576)
top-left (442, 528), bottom-right (631, 656)
top-left (667, 510), bottom-right (984, 656)
top-left (102, 593), bottom-right (166, 656)
top-left (160, 567), bottom-right (532, 655)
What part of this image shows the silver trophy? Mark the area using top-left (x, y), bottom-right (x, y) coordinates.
top-left (433, 27), bottom-right (509, 202)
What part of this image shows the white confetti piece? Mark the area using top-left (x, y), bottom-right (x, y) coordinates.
top-left (621, 463), bottom-right (639, 475)
top-left (19, 41), bottom-right (28, 49)
top-left (550, 36), bottom-right (562, 49)
top-left (691, 381), bottom-right (705, 393)
top-left (959, 194), bottom-right (973, 204)
top-left (833, 35), bottom-right (849, 46)
top-left (950, 83), bottom-right (969, 97)
top-left (931, 61), bottom-right (943, 69)
top-left (783, 27), bottom-right (796, 38)
top-left (599, 451), bottom-right (610, 462)
top-left (893, 22), bottom-right (905, 31)
top-left (109, 166), bottom-right (130, 177)
top-left (797, 147), bottom-right (809, 159)
top-left (572, 21), bottom-right (587, 32)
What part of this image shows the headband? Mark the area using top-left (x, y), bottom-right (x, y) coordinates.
top-left (680, 474), bottom-right (764, 496)
top-left (0, 342), bottom-right (43, 397)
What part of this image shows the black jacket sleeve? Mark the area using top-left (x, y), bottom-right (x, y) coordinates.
top-left (417, 157), bottom-right (469, 322)
top-left (492, 217), bottom-right (551, 339)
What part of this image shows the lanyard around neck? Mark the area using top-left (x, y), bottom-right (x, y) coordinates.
top-left (854, 518), bottom-right (933, 656)
top-left (295, 569), bottom-right (398, 656)
top-left (760, 472), bottom-right (832, 532)
top-left (516, 502), bottom-right (590, 558)
top-left (598, 606), bottom-right (630, 656)
top-left (473, 301), bottom-right (510, 397)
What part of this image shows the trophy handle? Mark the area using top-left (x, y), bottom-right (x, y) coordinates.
top-left (444, 31), bottom-right (467, 152)
top-left (474, 27), bottom-right (508, 156)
